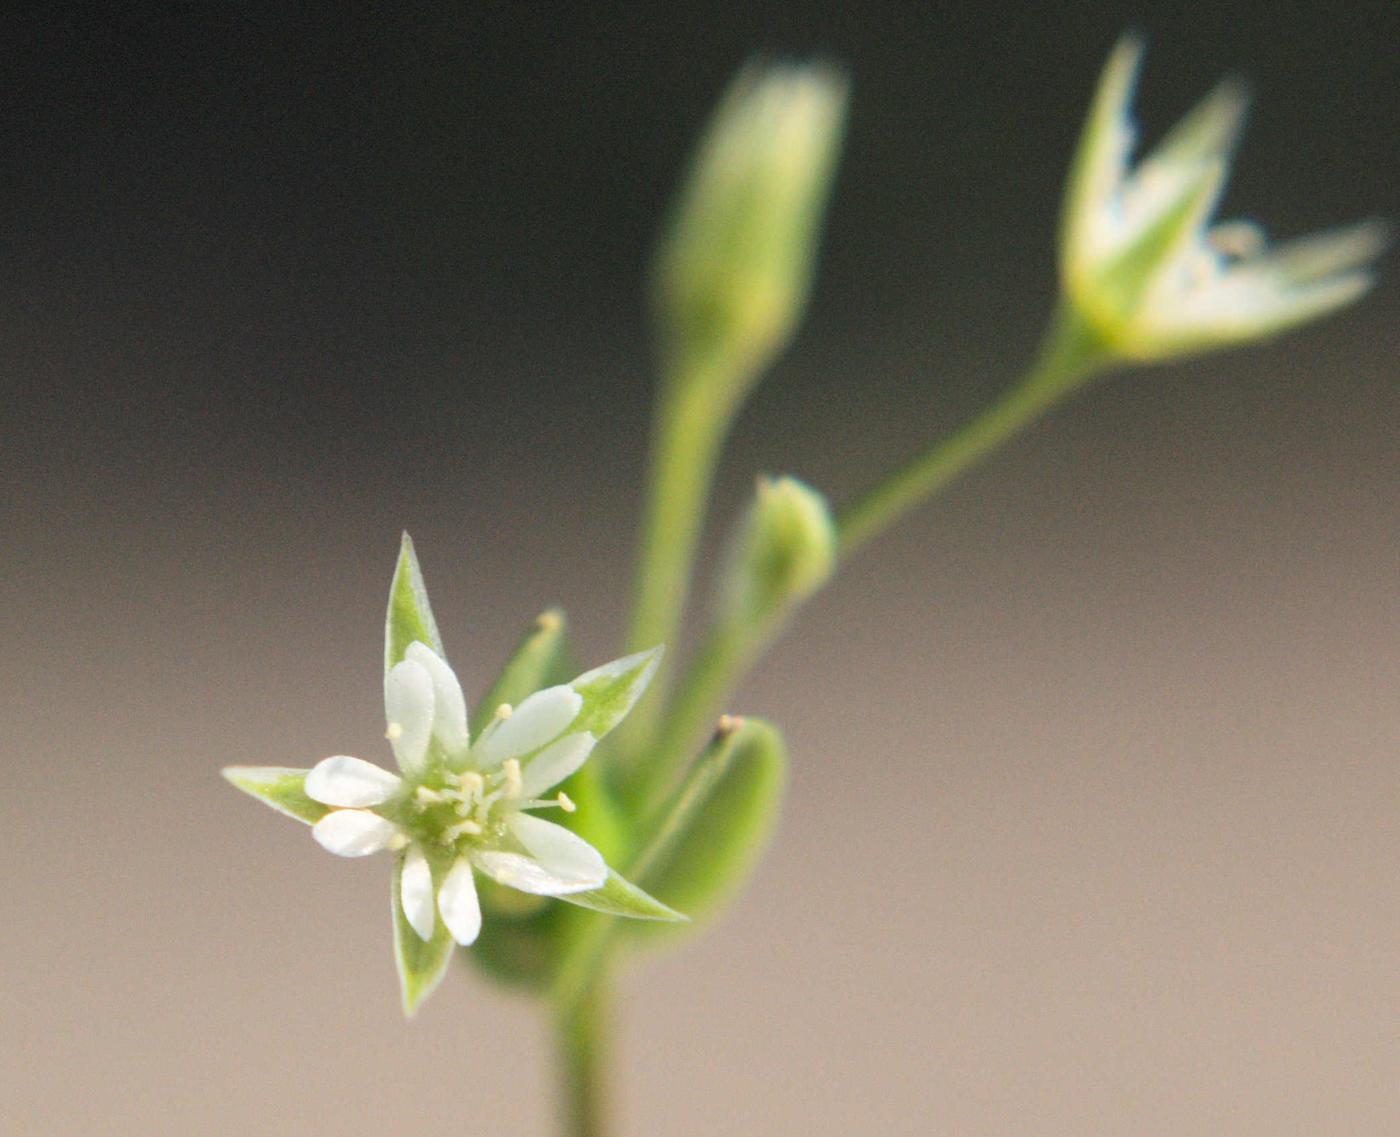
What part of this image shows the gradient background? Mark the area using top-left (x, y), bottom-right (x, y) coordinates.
top-left (4, 4), bottom-right (1397, 1135)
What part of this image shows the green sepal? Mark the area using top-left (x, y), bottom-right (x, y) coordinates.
top-left (569, 646), bottom-right (664, 742)
top-left (385, 533), bottom-right (445, 682)
top-left (557, 870), bottom-right (686, 922)
top-left (472, 608), bottom-right (571, 731)
top-left (1097, 160), bottom-right (1225, 320)
top-left (222, 766), bottom-right (329, 825)
top-left (631, 716), bottom-right (785, 937)
top-left (391, 846), bottom-right (457, 1016)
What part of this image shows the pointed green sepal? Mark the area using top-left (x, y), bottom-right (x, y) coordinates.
top-left (556, 869), bottom-right (687, 922)
top-left (391, 847), bottom-right (457, 1016)
top-left (568, 646), bottom-right (664, 742)
top-left (385, 533), bottom-right (445, 681)
top-left (632, 716), bottom-right (786, 936)
top-left (473, 608), bottom-right (571, 731)
top-left (222, 766), bottom-right (329, 825)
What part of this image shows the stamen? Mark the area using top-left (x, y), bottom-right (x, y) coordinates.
top-left (444, 820), bottom-right (483, 841)
top-left (495, 703), bottom-right (514, 721)
top-left (415, 786), bottom-right (446, 805)
top-left (502, 759), bottom-right (523, 800)
top-left (557, 791), bottom-right (576, 813)
top-left (387, 832), bottom-right (410, 852)
top-left (385, 722), bottom-right (404, 742)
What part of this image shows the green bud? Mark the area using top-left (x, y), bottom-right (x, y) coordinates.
top-left (655, 60), bottom-right (848, 390)
top-left (630, 716), bottom-right (786, 938)
top-left (719, 475), bottom-right (836, 629)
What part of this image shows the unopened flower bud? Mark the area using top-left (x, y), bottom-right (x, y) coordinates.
top-left (655, 61), bottom-right (848, 389)
top-left (719, 475), bottom-right (836, 629)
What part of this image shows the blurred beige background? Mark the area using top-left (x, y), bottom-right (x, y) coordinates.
top-left (2, 4), bottom-right (1397, 1135)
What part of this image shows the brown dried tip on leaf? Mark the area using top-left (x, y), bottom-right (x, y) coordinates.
top-left (715, 714), bottom-right (744, 739)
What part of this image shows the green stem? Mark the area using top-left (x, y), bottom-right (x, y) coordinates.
top-left (555, 981), bottom-right (614, 1137)
top-left (631, 618), bottom-right (753, 808)
top-left (621, 351), bottom-right (746, 751)
top-left (651, 310), bottom-right (1108, 767)
top-left (837, 308), bottom-right (1106, 558)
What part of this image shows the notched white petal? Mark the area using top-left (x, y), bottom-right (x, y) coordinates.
top-left (312, 809), bottom-right (400, 857)
top-left (438, 857), bottom-right (482, 946)
top-left (472, 685), bottom-right (581, 769)
top-left (385, 658), bottom-right (435, 775)
top-left (400, 845), bottom-right (435, 942)
top-left (406, 641), bottom-right (469, 760)
top-left (305, 755), bottom-right (403, 807)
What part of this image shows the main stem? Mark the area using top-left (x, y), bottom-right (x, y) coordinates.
top-left (555, 981), bottom-right (614, 1137)
top-left (622, 349), bottom-right (746, 751)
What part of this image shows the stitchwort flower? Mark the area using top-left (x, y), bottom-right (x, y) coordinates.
top-left (225, 536), bottom-right (682, 1013)
top-left (1060, 35), bottom-right (1387, 363)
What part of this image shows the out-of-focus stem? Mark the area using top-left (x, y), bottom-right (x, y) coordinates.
top-left (555, 980), bottom-right (614, 1137)
top-left (648, 309), bottom-right (1108, 775)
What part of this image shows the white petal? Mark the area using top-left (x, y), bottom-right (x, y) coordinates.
top-left (305, 755), bottom-right (403, 807)
top-left (311, 809), bottom-right (399, 857)
top-left (437, 857), bottom-right (482, 946)
top-left (385, 658), bottom-right (435, 775)
top-left (474, 813), bottom-right (607, 896)
top-left (406, 641), bottom-right (469, 761)
top-left (520, 732), bottom-right (596, 798)
top-left (400, 845), bottom-right (435, 941)
top-left (472, 685), bottom-right (581, 769)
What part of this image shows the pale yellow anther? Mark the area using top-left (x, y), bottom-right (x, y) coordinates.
top-left (444, 820), bottom-right (483, 841)
top-left (557, 792), bottom-right (576, 814)
top-left (387, 832), bottom-right (410, 852)
top-left (502, 758), bottom-right (523, 800)
top-left (415, 786), bottom-right (445, 805)
top-left (385, 722), bottom-right (404, 742)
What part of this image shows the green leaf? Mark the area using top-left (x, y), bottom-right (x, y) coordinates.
top-left (222, 766), bottom-right (329, 825)
top-left (556, 870), bottom-right (686, 922)
top-left (632, 716), bottom-right (786, 936)
top-left (473, 608), bottom-right (571, 731)
top-left (385, 533), bottom-right (445, 683)
top-left (391, 847), bottom-right (456, 1016)
top-left (568, 646), bottom-right (664, 742)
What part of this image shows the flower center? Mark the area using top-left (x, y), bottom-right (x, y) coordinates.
top-left (407, 758), bottom-right (575, 853)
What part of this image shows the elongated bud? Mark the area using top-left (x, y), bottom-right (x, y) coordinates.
top-left (719, 475), bottom-right (836, 628)
top-left (655, 61), bottom-right (848, 391)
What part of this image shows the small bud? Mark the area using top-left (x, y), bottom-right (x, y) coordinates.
top-left (719, 475), bottom-right (836, 629)
top-left (655, 60), bottom-right (848, 387)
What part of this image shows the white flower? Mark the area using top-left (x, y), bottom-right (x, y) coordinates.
top-left (303, 641), bottom-right (617, 946)
top-left (225, 535), bottom-right (681, 1014)
top-left (1060, 35), bottom-right (1386, 362)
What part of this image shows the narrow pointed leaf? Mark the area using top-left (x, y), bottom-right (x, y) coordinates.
top-left (222, 766), bottom-right (329, 825)
top-left (568, 646), bottom-right (664, 741)
top-left (391, 847), bottom-right (456, 1016)
top-left (473, 608), bottom-right (572, 731)
top-left (556, 869), bottom-right (686, 921)
top-left (385, 533), bottom-right (445, 683)
top-left (631, 716), bottom-right (786, 936)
